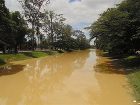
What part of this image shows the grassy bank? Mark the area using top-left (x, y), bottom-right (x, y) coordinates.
top-left (0, 51), bottom-right (59, 66)
top-left (128, 70), bottom-right (140, 102)
top-left (96, 50), bottom-right (140, 102)
top-left (124, 55), bottom-right (140, 102)
top-left (120, 55), bottom-right (140, 102)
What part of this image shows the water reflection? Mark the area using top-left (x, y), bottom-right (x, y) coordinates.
top-left (0, 49), bottom-right (135, 105)
top-left (0, 65), bottom-right (24, 76)
top-left (0, 50), bottom-right (92, 105)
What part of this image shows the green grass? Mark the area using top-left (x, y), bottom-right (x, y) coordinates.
top-left (128, 70), bottom-right (140, 101)
top-left (23, 51), bottom-right (48, 58)
top-left (121, 55), bottom-right (140, 68)
top-left (0, 54), bottom-right (31, 65)
top-left (124, 56), bottom-right (137, 60)
top-left (117, 55), bottom-right (140, 102)
top-left (0, 51), bottom-right (60, 66)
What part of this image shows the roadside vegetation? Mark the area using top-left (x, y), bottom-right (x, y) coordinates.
top-left (0, 51), bottom-right (58, 66)
top-left (89, 0), bottom-right (140, 55)
top-left (0, 0), bottom-right (90, 66)
top-left (0, 0), bottom-right (90, 54)
top-left (89, 0), bottom-right (140, 102)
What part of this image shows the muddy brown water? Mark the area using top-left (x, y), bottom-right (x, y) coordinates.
top-left (0, 49), bottom-right (136, 105)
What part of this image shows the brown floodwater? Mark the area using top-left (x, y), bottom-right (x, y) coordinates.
top-left (0, 49), bottom-right (136, 105)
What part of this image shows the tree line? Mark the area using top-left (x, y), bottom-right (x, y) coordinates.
top-left (0, 0), bottom-right (90, 54)
top-left (89, 0), bottom-right (140, 55)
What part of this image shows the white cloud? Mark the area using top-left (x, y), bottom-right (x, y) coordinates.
top-left (5, 0), bottom-right (21, 11)
top-left (47, 0), bottom-right (123, 28)
top-left (5, 0), bottom-right (123, 37)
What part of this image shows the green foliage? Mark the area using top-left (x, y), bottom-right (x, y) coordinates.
top-left (0, 51), bottom-right (57, 65)
top-left (0, 0), bottom-right (28, 53)
top-left (0, 0), bottom-right (11, 45)
top-left (0, 0), bottom-right (90, 54)
top-left (42, 11), bottom-right (90, 51)
top-left (0, 59), bottom-right (6, 65)
top-left (90, 0), bottom-right (140, 54)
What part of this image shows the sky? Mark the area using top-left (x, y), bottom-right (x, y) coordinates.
top-left (5, 0), bottom-right (123, 38)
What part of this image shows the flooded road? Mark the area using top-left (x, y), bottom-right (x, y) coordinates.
top-left (0, 49), bottom-right (136, 105)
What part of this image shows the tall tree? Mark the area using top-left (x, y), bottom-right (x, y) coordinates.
top-left (43, 11), bottom-right (65, 49)
top-left (73, 30), bottom-right (89, 50)
top-left (0, 0), bottom-right (12, 53)
top-left (11, 11), bottom-right (28, 53)
top-left (18, 0), bottom-right (50, 50)
top-left (89, 0), bottom-right (140, 54)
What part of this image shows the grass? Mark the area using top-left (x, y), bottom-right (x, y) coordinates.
top-left (23, 51), bottom-right (48, 58)
top-left (0, 51), bottom-right (59, 66)
top-left (115, 55), bottom-right (140, 102)
top-left (124, 56), bottom-right (137, 60)
top-left (123, 55), bottom-right (140, 102)
top-left (122, 56), bottom-right (140, 68)
top-left (0, 53), bottom-right (31, 65)
top-left (128, 70), bottom-right (140, 102)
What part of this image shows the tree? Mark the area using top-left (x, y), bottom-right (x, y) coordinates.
top-left (0, 0), bottom-right (29, 53)
top-left (0, 0), bottom-right (13, 53)
top-left (11, 11), bottom-right (28, 53)
top-left (42, 11), bottom-right (66, 49)
top-left (118, 0), bottom-right (140, 52)
top-left (73, 30), bottom-right (90, 50)
top-left (18, 0), bottom-right (50, 50)
top-left (89, 0), bottom-right (140, 54)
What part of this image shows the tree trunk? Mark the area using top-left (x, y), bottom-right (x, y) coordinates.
top-left (32, 24), bottom-right (35, 51)
top-left (14, 44), bottom-right (18, 54)
top-left (2, 46), bottom-right (6, 54)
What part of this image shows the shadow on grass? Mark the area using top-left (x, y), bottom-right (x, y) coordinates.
top-left (22, 52), bottom-right (37, 58)
top-left (43, 51), bottom-right (57, 55)
top-left (95, 50), bottom-right (140, 75)
top-left (0, 64), bottom-right (25, 76)
top-left (95, 50), bottom-right (140, 102)
top-left (0, 59), bottom-right (6, 65)
top-left (95, 60), bottom-right (126, 75)
top-left (23, 51), bottom-right (59, 58)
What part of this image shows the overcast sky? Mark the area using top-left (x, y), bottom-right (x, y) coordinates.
top-left (5, 0), bottom-right (123, 38)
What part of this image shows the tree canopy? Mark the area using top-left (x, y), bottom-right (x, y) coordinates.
top-left (89, 0), bottom-right (140, 54)
top-left (0, 0), bottom-right (90, 53)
